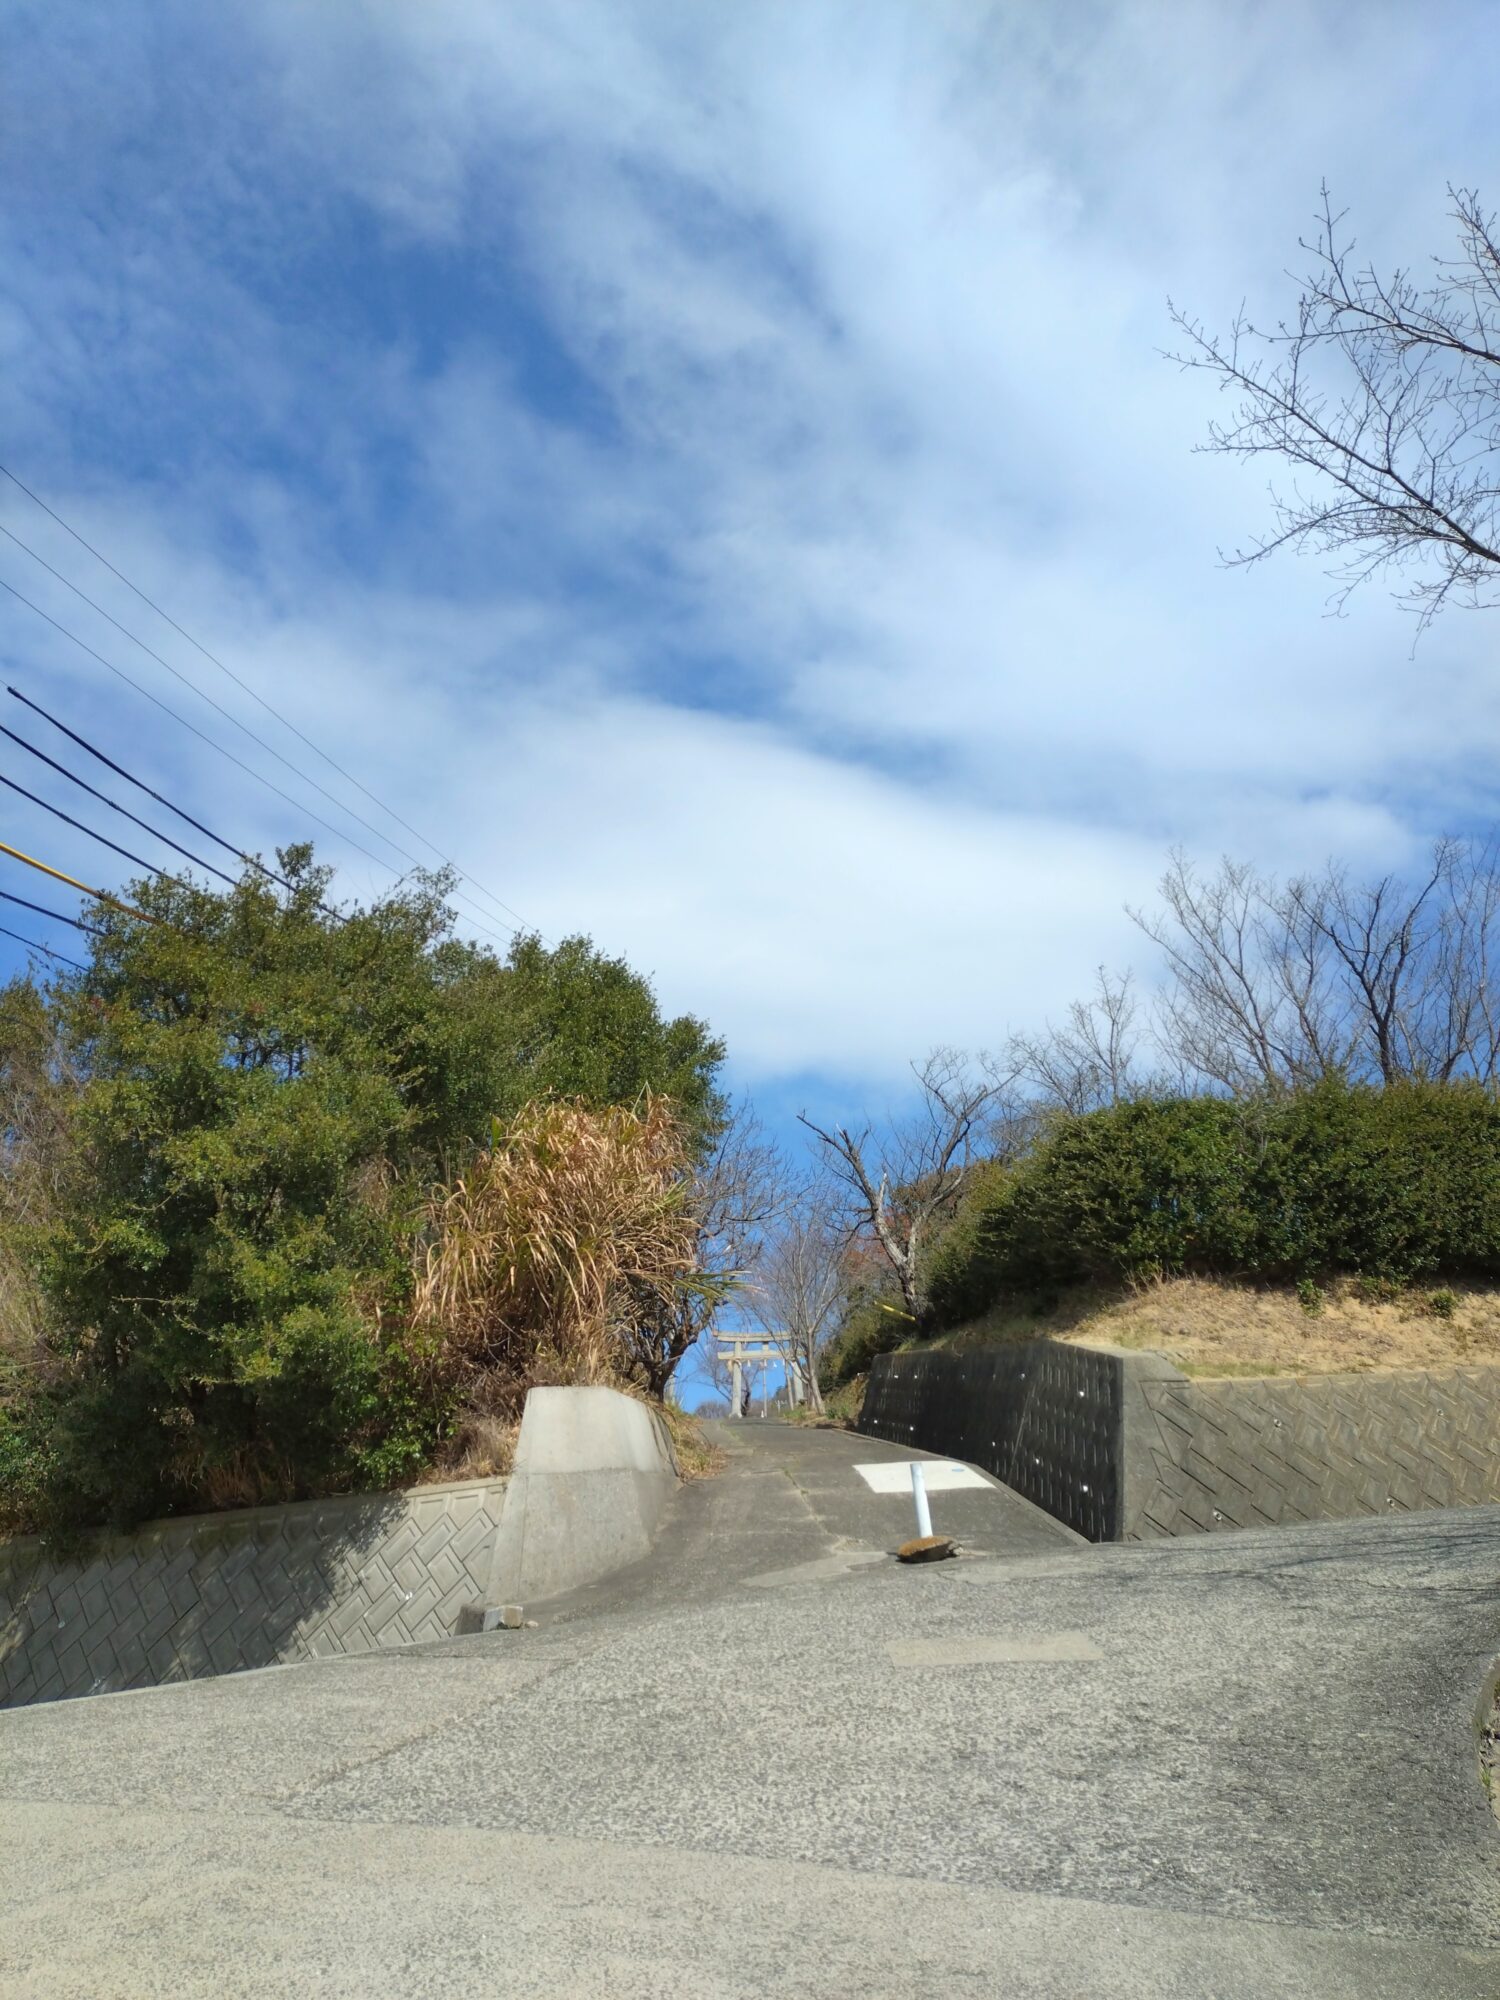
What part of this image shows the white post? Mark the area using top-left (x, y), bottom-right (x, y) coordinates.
top-left (730, 1357), bottom-right (742, 1419)
top-left (910, 1462), bottom-right (933, 1539)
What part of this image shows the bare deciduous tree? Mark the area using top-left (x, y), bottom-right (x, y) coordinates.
top-left (747, 1187), bottom-right (848, 1415)
top-left (798, 1048), bottom-right (1009, 1317)
top-left (1131, 853), bottom-right (1353, 1094)
top-left (1010, 967), bottom-right (1145, 1113)
top-left (637, 1102), bottom-right (789, 1398)
top-left (1130, 841), bottom-right (1500, 1094)
top-left (685, 1104), bottom-right (796, 1402)
top-left (1169, 184), bottom-right (1500, 629)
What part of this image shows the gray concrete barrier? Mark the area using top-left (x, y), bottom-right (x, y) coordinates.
top-left (481, 1385), bottom-right (680, 1607)
top-left (1, 1386), bottom-right (686, 1705)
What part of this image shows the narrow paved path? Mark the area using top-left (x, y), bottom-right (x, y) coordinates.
top-left (2, 1423), bottom-right (1497, 1998)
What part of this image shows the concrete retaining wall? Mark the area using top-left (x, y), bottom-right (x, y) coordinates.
top-left (0, 1384), bottom-right (687, 1707)
top-left (0, 1475), bottom-right (508, 1710)
top-left (1121, 1356), bottom-right (1500, 1537)
top-left (483, 1385), bottom-right (679, 1606)
top-left (858, 1342), bottom-right (1120, 1538)
top-left (858, 1346), bottom-right (1500, 1542)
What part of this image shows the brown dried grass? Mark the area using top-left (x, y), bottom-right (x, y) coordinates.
top-left (410, 1095), bottom-right (700, 1421)
top-left (939, 1275), bottom-right (1500, 1378)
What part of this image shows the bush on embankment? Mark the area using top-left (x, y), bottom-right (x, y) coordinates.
top-left (923, 1079), bottom-right (1500, 1328)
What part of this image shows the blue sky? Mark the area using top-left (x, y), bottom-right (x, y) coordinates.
top-left (2, 0), bottom-right (1499, 1176)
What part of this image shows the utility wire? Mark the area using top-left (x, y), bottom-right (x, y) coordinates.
top-left (0, 571), bottom-right (516, 950)
top-left (0, 719), bottom-right (237, 887)
top-left (0, 519), bottom-right (417, 874)
top-left (0, 924), bottom-right (84, 972)
top-left (0, 836), bottom-right (152, 921)
top-left (0, 575), bottom-right (389, 862)
top-left (0, 769), bottom-right (169, 883)
top-left (8, 688), bottom-right (349, 921)
top-left (10, 686), bottom-right (294, 890)
top-left (0, 889), bottom-right (103, 937)
top-left (0, 484), bottom-right (536, 938)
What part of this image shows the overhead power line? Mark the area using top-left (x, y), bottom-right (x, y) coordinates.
top-left (0, 519), bottom-right (418, 874)
top-left (0, 462), bottom-right (540, 938)
top-left (0, 769), bottom-right (168, 882)
top-left (0, 923), bottom-right (84, 972)
top-left (8, 688), bottom-right (356, 921)
top-left (0, 719), bottom-right (237, 886)
top-left (0, 572), bottom-right (515, 950)
top-left (0, 887), bottom-right (104, 936)
top-left (10, 686), bottom-right (294, 890)
top-left (0, 836), bottom-right (152, 921)
top-left (0, 576), bottom-right (390, 863)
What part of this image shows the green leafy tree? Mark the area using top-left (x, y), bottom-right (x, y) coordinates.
top-left (491, 933), bottom-right (726, 1143)
top-left (6, 848), bottom-right (724, 1529)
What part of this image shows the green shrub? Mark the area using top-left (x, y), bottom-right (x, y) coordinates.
top-left (924, 1078), bottom-right (1500, 1327)
top-left (920, 1158), bottom-right (1017, 1325)
top-left (1356, 1274), bottom-right (1405, 1304)
top-left (820, 1291), bottom-right (911, 1388)
top-left (0, 1387), bottom-right (53, 1537)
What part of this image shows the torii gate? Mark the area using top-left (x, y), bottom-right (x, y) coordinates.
top-left (716, 1332), bottom-right (805, 1418)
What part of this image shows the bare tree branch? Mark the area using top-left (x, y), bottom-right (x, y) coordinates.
top-left (798, 1048), bottom-right (1010, 1316)
top-left (631, 1100), bottom-right (790, 1397)
top-left (1129, 841), bottom-right (1500, 1093)
top-left (1011, 967), bottom-right (1146, 1112)
top-left (746, 1182), bottom-right (848, 1414)
top-left (1167, 184), bottom-right (1500, 630)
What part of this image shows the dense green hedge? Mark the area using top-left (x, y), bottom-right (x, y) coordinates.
top-left (923, 1080), bottom-right (1500, 1325)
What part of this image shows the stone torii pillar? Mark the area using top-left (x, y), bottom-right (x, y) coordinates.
top-left (716, 1333), bottom-right (790, 1418)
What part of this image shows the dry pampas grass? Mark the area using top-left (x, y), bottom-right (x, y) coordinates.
top-left (411, 1094), bottom-right (700, 1424)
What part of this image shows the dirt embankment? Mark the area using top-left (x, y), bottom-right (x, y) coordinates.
top-left (931, 1275), bottom-right (1500, 1379)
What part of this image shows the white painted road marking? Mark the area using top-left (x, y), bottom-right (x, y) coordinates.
top-left (887, 1633), bottom-right (1103, 1667)
top-left (854, 1460), bottom-right (992, 1494)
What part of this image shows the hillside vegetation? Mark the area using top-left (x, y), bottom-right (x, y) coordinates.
top-left (820, 1079), bottom-right (1500, 1394)
top-left (924, 1275), bottom-right (1500, 1379)
top-left (0, 850), bottom-right (727, 1537)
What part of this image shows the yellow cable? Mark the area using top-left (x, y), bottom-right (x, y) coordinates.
top-left (0, 837), bottom-right (154, 923)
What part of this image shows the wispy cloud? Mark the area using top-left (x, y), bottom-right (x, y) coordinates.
top-left (0, 0), bottom-right (1494, 1087)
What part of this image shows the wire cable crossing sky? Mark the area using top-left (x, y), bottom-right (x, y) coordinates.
top-left (0, 1), bottom-right (1495, 1096)
top-left (0, 469), bottom-right (540, 937)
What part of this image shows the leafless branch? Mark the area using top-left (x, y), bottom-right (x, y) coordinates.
top-left (798, 1048), bottom-right (1011, 1316)
top-left (1167, 184), bottom-right (1500, 630)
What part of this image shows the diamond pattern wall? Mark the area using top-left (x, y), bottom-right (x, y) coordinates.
top-left (1129, 1366), bottom-right (1500, 1538)
top-left (0, 1475), bottom-right (507, 1709)
top-left (860, 1346), bottom-right (1500, 1547)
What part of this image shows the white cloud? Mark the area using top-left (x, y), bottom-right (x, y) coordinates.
top-left (1, 0), bottom-right (1496, 1093)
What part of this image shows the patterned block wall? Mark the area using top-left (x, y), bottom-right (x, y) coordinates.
top-left (859, 1345), bottom-right (1500, 1546)
top-left (859, 1344), bottom-right (1120, 1539)
top-left (1122, 1363), bottom-right (1500, 1539)
top-left (0, 1474), bottom-right (507, 1709)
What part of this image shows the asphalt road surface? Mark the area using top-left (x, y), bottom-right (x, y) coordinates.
top-left (2, 1421), bottom-right (1497, 1998)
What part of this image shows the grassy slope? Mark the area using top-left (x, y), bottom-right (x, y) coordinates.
top-left (919, 1276), bottom-right (1500, 1379)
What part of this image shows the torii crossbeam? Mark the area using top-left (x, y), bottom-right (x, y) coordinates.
top-left (715, 1332), bottom-right (805, 1417)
